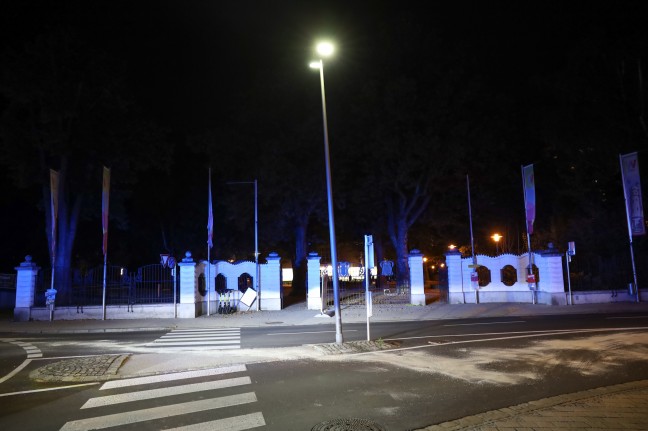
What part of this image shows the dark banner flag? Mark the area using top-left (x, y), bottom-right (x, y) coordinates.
top-left (49, 169), bottom-right (59, 263)
top-left (522, 164), bottom-right (536, 235)
top-left (620, 152), bottom-right (646, 236)
top-left (102, 167), bottom-right (111, 255)
top-left (207, 168), bottom-right (214, 249)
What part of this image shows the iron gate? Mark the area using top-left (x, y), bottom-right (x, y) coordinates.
top-left (35, 264), bottom-right (177, 307)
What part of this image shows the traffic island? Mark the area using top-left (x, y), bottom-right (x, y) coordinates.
top-left (311, 340), bottom-right (399, 355)
top-left (30, 354), bottom-right (130, 383)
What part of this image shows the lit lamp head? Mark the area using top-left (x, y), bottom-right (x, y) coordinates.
top-left (491, 233), bottom-right (502, 243)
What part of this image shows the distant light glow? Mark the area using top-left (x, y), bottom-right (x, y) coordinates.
top-left (491, 233), bottom-right (503, 243)
top-left (309, 61), bottom-right (321, 69)
top-left (448, 244), bottom-right (457, 250)
top-left (316, 41), bottom-right (334, 57)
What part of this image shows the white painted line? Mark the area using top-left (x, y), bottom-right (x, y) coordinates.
top-left (60, 392), bottom-right (258, 431)
top-left (443, 320), bottom-right (526, 327)
top-left (100, 364), bottom-right (247, 390)
top-left (27, 354), bottom-right (43, 358)
top-left (83, 377), bottom-right (251, 408)
top-left (162, 332), bottom-right (240, 337)
top-left (0, 382), bottom-right (99, 397)
top-left (147, 345), bottom-right (242, 351)
top-left (171, 328), bottom-right (241, 332)
top-left (358, 327), bottom-right (648, 356)
top-left (383, 326), bottom-right (648, 342)
top-left (158, 336), bottom-right (240, 341)
top-left (149, 340), bottom-right (240, 346)
top-left (266, 330), bottom-right (358, 336)
top-left (0, 359), bottom-right (32, 384)
top-left (165, 412), bottom-right (265, 431)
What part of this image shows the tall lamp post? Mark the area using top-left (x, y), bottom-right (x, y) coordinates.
top-left (310, 41), bottom-right (343, 344)
top-left (227, 180), bottom-right (259, 311)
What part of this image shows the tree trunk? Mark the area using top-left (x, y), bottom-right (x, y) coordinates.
top-left (291, 220), bottom-right (308, 296)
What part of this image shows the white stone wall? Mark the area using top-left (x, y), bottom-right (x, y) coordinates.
top-left (446, 250), bottom-right (566, 305)
top-left (408, 250), bottom-right (426, 305)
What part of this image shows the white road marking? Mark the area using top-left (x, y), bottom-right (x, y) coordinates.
top-left (60, 392), bottom-right (257, 431)
top-left (82, 377), bottom-right (251, 408)
top-left (164, 412), bottom-right (266, 431)
top-left (443, 320), bottom-right (526, 326)
top-left (360, 327), bottom-right (648, 356)
top-left (0, 382), bottom-right (99, 397)
top-left (0, 359), bottom-right (32, 384)
top-left (100, 364), bottom-right (247, 390)
top-left (146, 328), bottom-right (241, 349)
top-left (266, 329), bottom-right (358, 335)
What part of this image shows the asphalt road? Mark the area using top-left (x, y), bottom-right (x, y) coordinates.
top-left (2, 313), bottom-right (648, 430)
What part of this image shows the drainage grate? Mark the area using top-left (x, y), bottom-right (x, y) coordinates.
top-left (311, 418), bottom-right (386, 431)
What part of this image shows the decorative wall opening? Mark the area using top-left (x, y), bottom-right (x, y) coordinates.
top-left (238, 273), bottom-right (253, 293)
top-left (477, 266), bottom-right (491, 287)
top-left (215, 274), bottom-right (227, 293)
top-left (198, 273), bottom-right (206, 296)
top-left (501, 265), bottom-right (517, 286)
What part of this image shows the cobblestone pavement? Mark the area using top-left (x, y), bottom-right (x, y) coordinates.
top-left (416, 380), bottom-right (648, 431)
top-left (29, 354), bottom-right (130, 383)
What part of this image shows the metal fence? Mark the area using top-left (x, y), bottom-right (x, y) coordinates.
top-left (0, 273), bottom-right (16, 309)
top-left (35, 264), bottom-right (177, 308)
top-left (322, 275), bottom-right (411, 310)
top-left (565, 253), bottom-right (647, 292)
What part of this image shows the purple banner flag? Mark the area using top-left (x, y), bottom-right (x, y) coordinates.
top-left (620, 152), bottom-right (646, 236)
top-left (207, 168), bottom-right (214, 248)
top-left (522, 164), bottom-right (536, 235)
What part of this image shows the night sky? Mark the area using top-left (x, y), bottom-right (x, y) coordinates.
top-left (1, 1), bottom-right (647, 275)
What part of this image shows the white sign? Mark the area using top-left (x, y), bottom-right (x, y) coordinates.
top-left (240, 288), bottom-right (257, 308)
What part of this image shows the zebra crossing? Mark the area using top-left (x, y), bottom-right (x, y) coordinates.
top-left (59, 364), bottom-right (265, 430)
top-left (145, 328), bottom-right (241, 350)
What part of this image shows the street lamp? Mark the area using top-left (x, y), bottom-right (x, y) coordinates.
top-left (491, 233), bottom-right (502, 255)
top-left (227, 180), bottom-right (259, 311)
top-left (310, 40), bottom-right (343, 344)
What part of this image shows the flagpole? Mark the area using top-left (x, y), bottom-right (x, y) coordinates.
top-left (102, 167), bottom-right (110, 320)
top-left (620, 154), bottom-right (641, 303)
top-left (467, 175), bottom-right (476, 266)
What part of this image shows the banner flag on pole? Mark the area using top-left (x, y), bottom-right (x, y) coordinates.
top-left (522, 164), bottom-right (536, 235)
top-left (620, 152), bottom-right (646, 236)
top-left (207, 168), bottom-right (214, 249)
top-left (102, 167), bottom-right (111, 256)
top-left (49, 169), bottom-right (59, 263)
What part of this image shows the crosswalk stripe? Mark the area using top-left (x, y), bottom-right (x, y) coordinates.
top-left (168, 328), bottom-right (240, 332)
top-left (157, 336), bottom-right (240, 341)
top-left (165, 412), bottom-right (266, 431)
top-left (82, 376), bottom-right (251, 409)
top-left (60, 392), bottom-right (257, 431)
top-left (150, 340), bottom-right (241, 346)
top-left (100, 364), bottom-right (247, 390)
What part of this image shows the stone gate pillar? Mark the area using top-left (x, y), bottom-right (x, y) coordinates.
top-left (177, 251), bottom-right (198, 318)
top-left (260, 252), bottom-right (282, 310)
top-left (14, 256), bottom-right (40, 322)
top-left (307, 252), bottom-right (322, 310)
top-left (408, 249), bottom-right (426, 305)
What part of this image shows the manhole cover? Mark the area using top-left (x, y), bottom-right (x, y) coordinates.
top-left (311, 418), bottom-right (386, 431)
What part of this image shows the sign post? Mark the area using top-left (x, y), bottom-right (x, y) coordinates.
top-left (364, 235), bottom-right (374, 341)
top-left (566, 241), bottom-right (575, 305)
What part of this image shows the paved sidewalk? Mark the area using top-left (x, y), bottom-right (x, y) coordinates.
top-left (416, 380), bottom-right (648, 430)
top-left (4, 300), bottom-right (648, 430)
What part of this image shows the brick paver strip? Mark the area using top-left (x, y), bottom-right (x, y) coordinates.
top-left (30, 354), bottom-right (130, 383)
top-left (416, 380), bottom-right (648, 431)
